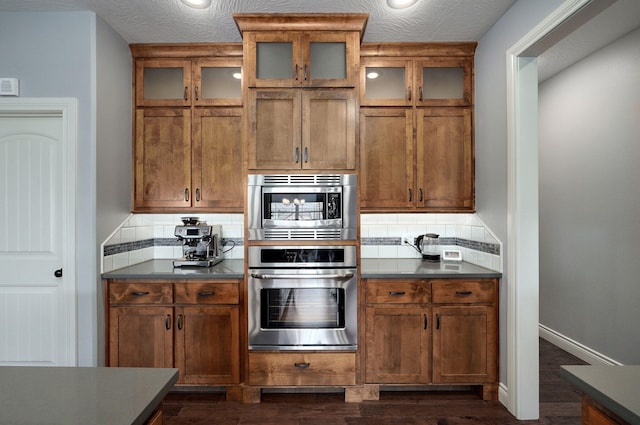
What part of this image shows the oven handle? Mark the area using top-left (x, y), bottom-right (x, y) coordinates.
top-left (250, 272), bottom-right (354, 280)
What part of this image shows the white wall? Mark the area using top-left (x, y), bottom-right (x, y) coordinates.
top-left (539, 27), bottom-right (640, 365)
top-left (95, 16), bottom-right (132, 366)
top-left (474, 0), bottom-right (565, 384)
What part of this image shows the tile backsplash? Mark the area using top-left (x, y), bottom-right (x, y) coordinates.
top-left (102, 213), bottom-right (501, 273)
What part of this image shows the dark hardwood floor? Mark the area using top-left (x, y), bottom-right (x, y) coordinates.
top-left (163, 339), bottom-right (587, 425)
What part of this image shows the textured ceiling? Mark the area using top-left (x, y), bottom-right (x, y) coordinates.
top-left (0, 0), bottom-right (515, 43)
top-left (1, 0), bottom-right (639, 81)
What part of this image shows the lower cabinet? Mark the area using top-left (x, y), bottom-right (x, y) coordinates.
top-left (248, 352), bottom-right (356, 386)
top-left (106, 280), bottom-right (241, 386)
top-left (363, 278), bottom-right (498, 397)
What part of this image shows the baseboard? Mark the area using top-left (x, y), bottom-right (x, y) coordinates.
top-left (539, 324), bottom-right (621, 366)
top-left (498, 382), bottom-right (509, 408)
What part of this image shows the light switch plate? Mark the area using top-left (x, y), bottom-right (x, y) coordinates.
top-left (0, 78), bottom-right (19, 96)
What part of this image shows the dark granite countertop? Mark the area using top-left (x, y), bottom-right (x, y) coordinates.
top-left (561, 365), bottom-right (640, 425)
top-left (102, 259), bottom-right (244, 280)
top-left (0, 366), bottom-right (178, 425)
top-left (361, 258), bottom-right (501, 279)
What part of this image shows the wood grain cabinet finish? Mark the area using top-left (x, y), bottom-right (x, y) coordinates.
top-left (248, 352), bottom-right (356, 386)
top-left (359, 43), bottom-right (476, 212)
top-left (105, 279), bottom-right (241, 386)
top-left (131, 45), bottom-right (244, 212)
top-left (363, 278), bottom-right (498, 395)
top-left (247, 88), bottom-right (356, 171)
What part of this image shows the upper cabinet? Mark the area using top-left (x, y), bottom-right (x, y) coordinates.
top-left (234, 14), bottom-right (368, 88)
top-left (360, 43), bottom-right (475, 107)
top-left (135, 57), bottom-right (243, 107)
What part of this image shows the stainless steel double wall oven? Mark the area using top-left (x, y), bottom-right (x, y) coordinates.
top-left (247, 174), bottom-right (358, 351)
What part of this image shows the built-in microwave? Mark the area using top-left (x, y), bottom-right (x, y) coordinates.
top-left (247, 174), bottom-right (357, 240)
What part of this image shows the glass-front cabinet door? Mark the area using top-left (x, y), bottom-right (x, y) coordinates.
top-left (416, 58), bottom-right (472, 107)
top-left (135, 59), bottom-right (192, 107)
top-left (193, 58), bottom-right (243, 106)
top-left (245, 32), bottom-right (357, 88)
top-left (360, 58), bottom-right (413, 106)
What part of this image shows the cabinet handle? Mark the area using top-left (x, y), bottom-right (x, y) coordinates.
top-left (303, 147), bottom-right (308, 162)
top-left (195, 188), bottom-right (200, 202)
top-left (194, 85), bottom-right (199, 101)
top-left (131, 291), bottom-right (149, 297)
top-left (165, 314), bottom-right (171, 330)
top-left (424, 314), bottom-right (428, 330)
top-left (389, 291), bottom-right (406, 296)
top-left (419, 86), bottom-right (423, 101)
top-left (436, 314), bottom-right (440, 330)
top-left (455, 291), bottom-right (473, 296)
top-left (408, 85), bottom-right (412, 101)
top-left (184, 188), bottom-right (189, 202)
top-left (294, 362), bottom-right (310, 369)
top-left (198, 291), bottom-right (215, 297)
top-left (304, 64), bottom-right (308, 81)
top-left (419, 188), bottom-right (423, 202)
top-left (295, 147), bottom-right (300, 163)
top-left (183, 86), bottom-right (188, 101)
top-left (295, 64), bottom-right (299, 81)
top-left (177, 314), bottom-right (183, 330)
top-left (408, 188), bottom-right (412, 202)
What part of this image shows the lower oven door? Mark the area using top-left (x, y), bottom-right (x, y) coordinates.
top-left (248, 269), bottom-right (357, 350)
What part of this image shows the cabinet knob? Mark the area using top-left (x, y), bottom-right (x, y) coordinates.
top-left (198, 291), bottom-right (215, 297)
top-left (183, 86), bottom-right (188, 101)
top-left (194, 86), bottom-right (199, 101)
top-left (294, 362), bottom-right (310, 369)
top-left (295, 147), bottom-right (300, 163)
top-left (303, 147), bottom-right (308, 163)
top-left (408, 188), bottom-right (412, 202)
top-left (184, 188), bottom-right (189, 202)
top-left (195, 188), bottom-right (200, 202)
top-left (389, 291), bottom-right (406, 296)
top-left (303, 64), bottom-right (308, 81)
top-left (408, 85), bottom-right (412, 101)
top-left (295, 64), bottom-right (299, 81)
top-left (419, 86), bottom-right (423, 101)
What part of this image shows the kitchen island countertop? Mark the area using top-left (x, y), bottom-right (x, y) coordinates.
top-left (0, 366), bottom-right (178, 425)
top-left (561, 365), bottom-right (640, 425)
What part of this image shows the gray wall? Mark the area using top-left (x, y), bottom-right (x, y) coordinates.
top-left (475, 0), bottom-right (565, 383)
top-left (0, 11), bottom-right (131, 366)
top-left (0, 11), bottom-right (96, 366)
top-left (95, 16), bottom-right (132, 366)
top-left (539, 27), bottom-right (640, 365)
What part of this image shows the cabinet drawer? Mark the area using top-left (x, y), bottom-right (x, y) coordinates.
top-left (174, 282), bottom-right (239, 305)
top-left (432, 280), bottom-right (496, 304)
top-left (108, 282), bottom-right (173, 304)
top-left (366, 280), bottom-right (431, 304)
top-left (248, 352), bottom-right (356, 386)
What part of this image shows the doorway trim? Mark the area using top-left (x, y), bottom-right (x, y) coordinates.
top-left (505, 0), bottom-right (592, 419)
top-left (0, 97), bottom-right (78, 365)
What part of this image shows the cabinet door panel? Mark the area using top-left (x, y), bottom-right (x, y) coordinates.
top-left (360, 58), bottom-right (413, 106)
top-left (192, 108), bottom-right (244, 209)
top-left (109, 306), bottom-right (173, 369)
top-left (175, 306), bottom-right (240, 385)
top-left (248, 90), bottom-right (301, 170)
top-left (193, 58), bottom-right (243, 106)
top-left (134, 108), bottom-right (191, 209)
top-left (302, 89), bottom-right (356, 170)
top-left (432, 306), bottom-right (497, 383)
top-left (417, 107), bottom-right (473, 211)
top-left (135, 59), bottom-right (191, 107)
top-left (360, 108), bottom-right (414, 209)
top-left (365, 307), bottom-right (430, 383)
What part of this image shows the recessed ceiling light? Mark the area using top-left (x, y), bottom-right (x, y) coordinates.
top-left (181, 0), bottom-right (212, 9)
top-left (387, 0), bottom-right (419, 9)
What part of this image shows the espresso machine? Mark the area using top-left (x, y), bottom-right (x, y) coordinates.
top-left (173, 217), bottom-right (223, 267)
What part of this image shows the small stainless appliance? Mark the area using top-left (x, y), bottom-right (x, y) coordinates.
top-left (247, 174), bottom-right (357, 240)
top-left (173, 217), bottom-right (223, 267)
top-left (248, 245), bottom-right (357, 350)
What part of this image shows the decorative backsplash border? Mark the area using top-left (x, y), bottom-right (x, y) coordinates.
top-left (103, 238), bottom-right (244, 257)
top-left (361, 237), bottom-right (500, 255)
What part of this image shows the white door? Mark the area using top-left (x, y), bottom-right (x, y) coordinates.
top-left (0, 99), bottom-right (77, 366)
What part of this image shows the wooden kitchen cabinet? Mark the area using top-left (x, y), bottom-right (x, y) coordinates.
top-left (131, 45), bottom-right (244, 212)
top-left (359, 43), bottom-right (476, 212)
top-left (363, 278), bottom-right (498, 399)
top-left (235, 14), bottom-right (367, 88)
top-left (105, 279), bottom-right (241, 386)
top-left (247, 88), bottom-right (356, 171)
top-left (248, 352), bottom-right (356, 386)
